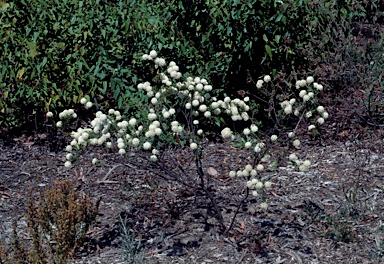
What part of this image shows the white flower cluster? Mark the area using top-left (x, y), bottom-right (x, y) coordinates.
top-left (54, 108), bottom-right (78, 128)
top-left (288, 153), bottom-right (311, 171)
top-left (228, 163), bottom-right (266, 179)
top-left (228, 163), bottom-right (272, 208)
top-left (55, 53), bottom-right (320, 216)
top-left (60, 49), bottom-right (210, 166)
top-left (280, 76), bottom-right (329, 138)
top-left (80, 97), bottom-right (93, 109)
top-left (255, 75), bottom-right (272, 88)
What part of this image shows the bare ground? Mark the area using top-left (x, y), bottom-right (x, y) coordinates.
top-left (1, 121), bottom-right (384, 263)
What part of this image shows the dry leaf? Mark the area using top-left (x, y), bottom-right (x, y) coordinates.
top-left (207, 167), bottom-right (218, 176)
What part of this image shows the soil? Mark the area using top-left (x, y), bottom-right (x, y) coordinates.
top-left (1, 112), bottom-right (384, 264)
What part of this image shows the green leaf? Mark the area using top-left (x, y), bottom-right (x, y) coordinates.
top-left (275, 35), bottom-right (281, 44)
top-left (265, 45), bottom-right (272, 60)
top-left (275, 13), bottom-right (284, 22)
top-left (97, 71), bottom-right (106, 80)
top-left (27, 41), bottom-right (38, 58)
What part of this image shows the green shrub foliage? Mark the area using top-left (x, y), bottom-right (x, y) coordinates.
top-left (0, 0), bottom-right (383, 129)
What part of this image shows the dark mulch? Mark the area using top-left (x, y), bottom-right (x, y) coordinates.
top-left (1, 113), bottom-right (384, 263)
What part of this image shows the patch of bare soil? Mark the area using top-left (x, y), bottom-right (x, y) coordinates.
top-left (1, 124), bottom-right (384, 263)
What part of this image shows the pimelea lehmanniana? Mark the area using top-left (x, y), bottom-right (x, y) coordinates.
top-left (48, 51), bottom-right (328, 212)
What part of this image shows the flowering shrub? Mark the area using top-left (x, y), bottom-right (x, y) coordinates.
top-left (48, 50), bottom-right (328, 231)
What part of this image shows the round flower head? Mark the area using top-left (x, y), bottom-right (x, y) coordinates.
top-left (255, 181), bottom-right (263, 189)
top-left (190, 142), bottom-right (198, 150)
top-left (303, 95), bottom-right (310, 102)
top-left (85, 101), bottom-right (93, 109)
top-left (64, 161), bottom-right (72, 168)
top-left (66, 153), bottom-right (73, 160)
top-left (163, 111), bottom-right (170, 118)
top-left (229, 171), bottom-right (236, 178)
top-left (284, 105), bottom-right (293, 114)
top-left (46, 111), bottom-right (53, 117)
top-left (243, 128), bottom-right (250, 135)
top-left (192, 100), bottom-right (199, 107)
top-left (151, 98), bottom-right (158, 104)
top-left (204, 111), bottom-right (211, 118)
top-left (317, 117), bottom-right (325, 125)
top-left (299, 90), bottom-right (307, 98)
top-left (306, 76), bottom-right (314, 84)
top-left (65, 145), bottom-right (73, 152)
top-left (293, 139), bottom-right (300, 147)
top-left (80, 98), bottom-right (87, 104)
top-left (245, 164), bottom-right (253, 172)
top-left (221, 128), bottom-right (232, 139)
top-left (246, 180), bottom-right (253, 188)
top-left (143, 141), bottom-right (151, 150)
top-left (256, 80), bottom-right (264, 88)
top-left (263, 75), bottom-right (271, 83)
top-left (92, 158), bottom-right (98, 165)
top-left (299, 164), bottom-right (309, 171)
top-left (131, 138), bottom-right (140, 147)
top-left (244, 142), bottom-right (252, 149)
top-left (289, 153), bottom-right (298, 161)
top-left (308, 125), bottom-right (316, 131)
top-left (250, 124), bottom-right (258, 132)
top-left (199, 104), bottom-right (207, 112)
top-left (270, 135), bottom-right (278, 142)
top-left (204, 85), bottom-right (213, 92)
top-left (264, 181), bottom-right (272, 189)
top-left (256, 164), bottom-right (264, 171)
top-left (118, 148), bottom-right (126, 155)
top-left (317, 106), bottom-right (325, 113)
top-left (260, 202), bottom-right (268, 210)
top-left (149, 50), bottom-right (157, 59)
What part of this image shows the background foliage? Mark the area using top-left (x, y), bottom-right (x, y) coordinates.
top-left (0, 0), bottom-right (383, 130)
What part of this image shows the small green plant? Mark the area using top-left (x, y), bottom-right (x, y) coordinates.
top-left (119, 215), bottom-right (145, 264)
top-left (4, 180), bottom-right (99, 263)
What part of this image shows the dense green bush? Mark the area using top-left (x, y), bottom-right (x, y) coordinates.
top-left (0, 0), bottom-right (167, 128)
top-left (0, 0), bottom-right (383, 130)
